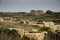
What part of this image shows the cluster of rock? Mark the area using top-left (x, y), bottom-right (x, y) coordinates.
top-left (0, 16), bottom-right (60, 40)
top-left (8, 27), bottom-right (60, 40)
top-left (9, 28), bottom-right (47, 40)
top-left (0, 17), bottom-right (60, 31)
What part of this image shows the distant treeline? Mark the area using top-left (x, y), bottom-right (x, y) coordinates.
top-left (0, 10), bottom-right (60, 23)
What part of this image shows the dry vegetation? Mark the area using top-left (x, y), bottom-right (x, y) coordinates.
top-left (0, 10), bottom-right (60, 40)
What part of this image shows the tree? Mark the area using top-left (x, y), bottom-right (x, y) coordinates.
top-left (46, 10), bottom-right (53, 14)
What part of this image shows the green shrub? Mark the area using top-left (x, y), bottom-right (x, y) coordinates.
top-left (37, 27), bottom-right (50, 31)
top-left (0, 27), bottom-right (21, 40)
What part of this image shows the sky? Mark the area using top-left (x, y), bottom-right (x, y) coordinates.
top-left (0, 0), bottom-right (60, 12)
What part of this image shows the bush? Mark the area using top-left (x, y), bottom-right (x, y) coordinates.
top-left (0, 27), bottom-right (21, 40)
top-left (37, 27), bottom-right (50, 31)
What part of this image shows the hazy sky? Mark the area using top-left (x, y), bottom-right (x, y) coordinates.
top-left (0, 0), bottom-right (60, 12)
